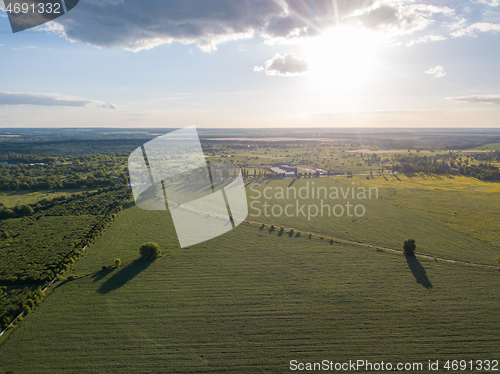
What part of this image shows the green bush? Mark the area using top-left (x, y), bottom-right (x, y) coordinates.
top-left (139, 242), bottom-right (162, 260)
top-left (114, 258), bottom-right (122, 267)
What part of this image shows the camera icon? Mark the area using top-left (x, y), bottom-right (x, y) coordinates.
top-left (3, 0), bottom-right (79, 33)
top-left (128, 126), bottom-right (248, 248)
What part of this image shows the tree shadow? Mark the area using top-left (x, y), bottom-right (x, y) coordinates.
top-left (288, 178), bottom-right (297, 187)
top-left (123, 201), bottom-right (136, 210)
top-left (406, 256), bottom-right (433, 289)
top-left (97, 258), bottom-right (152, 294)
top-left (92, 268), bottom-right (113, 283)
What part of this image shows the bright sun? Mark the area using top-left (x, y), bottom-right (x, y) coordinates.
top-left (303, 26), bottom-right (384, 93)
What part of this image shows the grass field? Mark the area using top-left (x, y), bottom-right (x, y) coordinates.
top-left (472, 142), bottom-right (500, 151)
top-left (1, 170), bottom-right (499, 373)
top-left (0, 188), bottom-right (96, 208)
top-left (0, 203), bottom-right (499, 373)
top-left (357, 174), bottom-right (500, 248)
top-left (245, 176), bottom-right (500, 264)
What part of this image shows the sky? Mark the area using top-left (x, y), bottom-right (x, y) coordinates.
top-left (1, 0), bottom-right (500, 128)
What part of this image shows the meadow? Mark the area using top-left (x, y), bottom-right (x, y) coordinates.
top-left (0, 188), bottom-right (97, 208)
top-left (0, 203), bottom-right (498, 373)
top-left (1, 129), bottom-right (500, 373)
top-left (0, 188), bottom-right (131, 331)
top-left (244, 175), bottom-right (500, 265)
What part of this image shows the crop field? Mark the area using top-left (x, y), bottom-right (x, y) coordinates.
top-left (244, 176), bottom-right (500, 265)
top-left (0, 203), bottom-right (498, 373)
top-left (0, 188), bottom-right (131, 331)
top-left (355, 174), bottom-right (500, 248)
top-left (473, 142), bottom-right (500, 151)
top-left (0, 130), bottom-right (500, 373)
top-left (0, 189), bottom-right (97, 208)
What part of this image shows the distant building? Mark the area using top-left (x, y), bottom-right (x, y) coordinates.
top-left (270, 167), bottom-right (294, 177)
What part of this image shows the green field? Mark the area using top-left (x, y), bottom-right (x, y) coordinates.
top-left (245, 176), bottom-right (500, 265)
top-left (1, 129), bottom-right (500, 373)
top-left (472, 143), bottom-right (500, 151)
top-left (0, 203), bottom-right (498, 373)
top-left (0, 189), bottom-right (97, 208)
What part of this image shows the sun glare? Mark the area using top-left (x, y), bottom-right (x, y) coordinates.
top-left (303, 26), bottom-right (384, 93)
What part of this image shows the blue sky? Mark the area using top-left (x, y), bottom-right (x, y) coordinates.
top-left (1, 0), bottom-right (500, 128)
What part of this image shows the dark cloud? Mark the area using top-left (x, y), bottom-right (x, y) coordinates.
top-left (0, 92), bottom-right (118, 109)
top-left (255, 53), bottom-right (308, 76)
top-left (53, 0), bottom-right (283, 51)
top-left (43, 0), bottom-right (467, 51)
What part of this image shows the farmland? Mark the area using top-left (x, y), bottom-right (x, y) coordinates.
top-left (0, 128), bottom-right (499, 373)
top-left (0, 187), bottom-right (131, 331)
top-left (0, 204), bottom-right (498, 373)
top-left (245, 176), bottom-right (500, 265)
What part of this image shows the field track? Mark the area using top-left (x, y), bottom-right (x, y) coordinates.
top-left (245, 219), bottom-right (500, 270)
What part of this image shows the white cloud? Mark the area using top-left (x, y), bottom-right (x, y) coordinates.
top-left (255, 53), bottom-right (309, 76)
top-left (406, 34), bottom-right (447, 46)
top-left (451, 22), bottom-right (500, 37)
top-left (474, 0), bottom-right (500, 7)
top-left (349, 3), bottom-right (456, 36)
top-left (425, 65), bottom-right (446, 77)
top-left (446, 95), bottom-right (500, 104)
top-left (0, 92), bottom-right (118, 109)
top-left (12, 46), bottom-right (39, 51)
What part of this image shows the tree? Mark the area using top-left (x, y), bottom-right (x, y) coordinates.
top-left (114, 258), bottom-right (121, 267)
top-left (140, 242), bottom-right (162, 260)
top-left (403, 239), bottom-right (416, 257)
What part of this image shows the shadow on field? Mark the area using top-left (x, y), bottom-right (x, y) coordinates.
top-left (97, 259), bottom-right (152, 294)
top-left (123, 201), bottom-right (136, 210)
top-left (92, 268), bottom-right (113, 283)
top-left (406, 256), bottom-right (433, 289)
